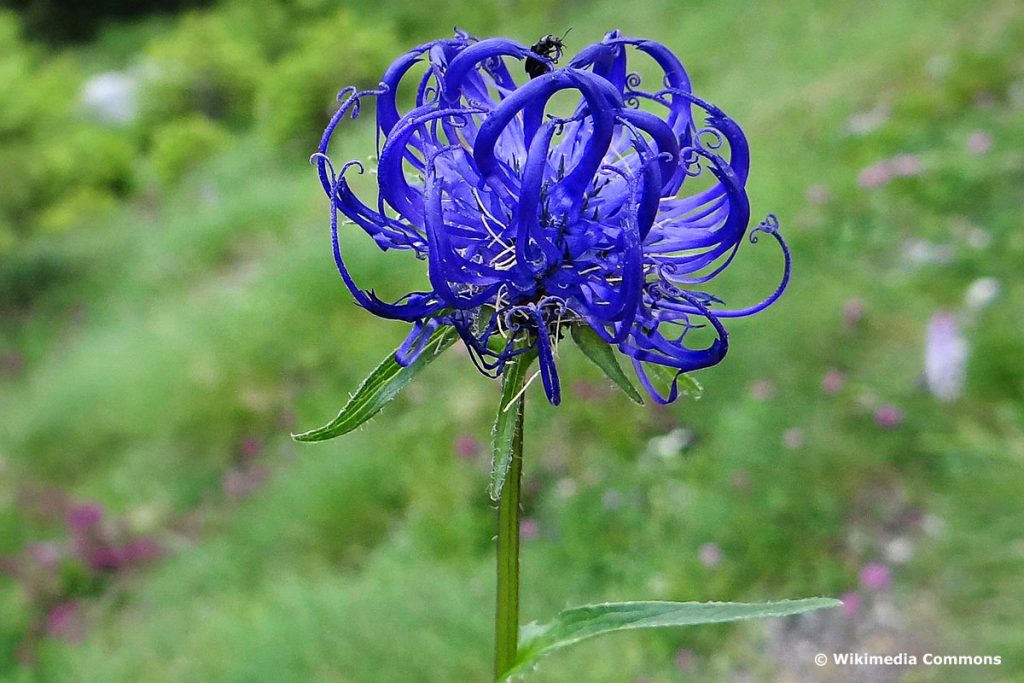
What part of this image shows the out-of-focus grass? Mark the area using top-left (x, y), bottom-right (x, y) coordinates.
top-left (1, 0), bottom-right (1022, 681)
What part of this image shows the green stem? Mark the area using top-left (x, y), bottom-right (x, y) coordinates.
top-left (494, 395), bottom-right (524, 681)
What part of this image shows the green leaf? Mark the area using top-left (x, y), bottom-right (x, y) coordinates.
top-left (645, 362), bottom-right (704, 400)
top-left (676, 372), bottom-right (703, 398)
top-left (502, 598), bottom-right (841, 679)
top-left (292, 326), bottom-right (458, 442)
top-left (489, 351), bottom-right (535, 501)
top-left (570, 325), bottom-right (644, 405)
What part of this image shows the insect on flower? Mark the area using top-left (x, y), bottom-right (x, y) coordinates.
top-left (312, 29), bottom-right (790, 406)
top-left (525, 29), bottom-right (571, 79)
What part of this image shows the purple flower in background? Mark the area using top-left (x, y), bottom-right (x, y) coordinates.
top-left (748, 378), bottom-right (775, 400)
top-left (85, 546), bottom-right (124, 572)
top-left (0, 351), bottom-right (25, 376)
top-left (674, 648), bottom-right (696, 671)
top-left (842, 297), bottom-right (865, 329)
top-left (804, 184), bottom-right (830, 206)
top-left (239, 435), bottom-right (264, 460)
top-left (570, 378), bottom-right (601, 401)
top-left (698, 541), bottom-right (723, 568)
top-left (64, 503), bottom-right (122, 572)
top-left (874, 405), bottom-right (904, 429)
top-left (45, 601), bottom-right (84, 642)
top-left (924, 311), bottom-right (967, 402)
top-left (889, 153), bottom-right (922, 177)
top-left (519, 517), bottom-right (540, 540)
top-left (858, 154), bottom-right (922, 189)
top-left (839, 591), bottom-right (861, 618)
top-left (859, 562), bottom-right (892, 592)
top-left (782, 427), bottom-right (804, 449)
top-left (222, 464), bottom-right (269, 500)
top-left (821, 368), bottom-right (845, 395)
top-left (66, 503), bottom-right (104, 533)
top-left (454, 433), bottom-right (481, 459)
top-left (27, 542), bottom-right (61, 569)
top-left (857, 161), bottom-right (892, 189)
top-left (120, 537), bottom-right (162, 566)
top-left (966, 130), bottom-right (992, 155)
top-left (314, 30), bottom-right (790, 405)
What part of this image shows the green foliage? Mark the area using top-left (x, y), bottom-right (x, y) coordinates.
top-left (0, 241), bottom-right (80, 310)
top-left (0, 14), bottom-right (137, 252)
top-left (36, 186), bottom-right (119, 234)
top-left (9, 0), bottom-right (205, 43)
top-left (148, 113), bottom-right (230, 187)
top-left (140, 12), bottom-right (264, 125)
top-left (0, 14), bottom-right (81, 248)
top-left (49, 126), bottom-right (136, 194)
top-left (255, 11), bottom-right (401, 147)
top-left (0, 2), bottom-right (411, 252)
top-left (0, 15), bottom-right (76, 136)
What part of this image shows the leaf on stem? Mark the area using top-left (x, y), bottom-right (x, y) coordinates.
top-left (292, 325), bottom-right (458, 442)
top-left (489, 351), bottom-right (535, 501)
top-left (501, 598), bottom-right (842, 679)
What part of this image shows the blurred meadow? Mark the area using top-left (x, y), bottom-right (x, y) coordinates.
top-left (1, 0), bottom-right (1022, 681)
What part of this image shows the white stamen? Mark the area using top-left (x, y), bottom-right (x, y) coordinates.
top-left (503, 369), bottom-right (542, 412)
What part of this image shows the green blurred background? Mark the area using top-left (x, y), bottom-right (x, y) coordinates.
top-left (0, 1), bottom-right (1021, 681)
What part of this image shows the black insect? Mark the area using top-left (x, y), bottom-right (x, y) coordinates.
top-left (525, 29), bottom-right (571, 79)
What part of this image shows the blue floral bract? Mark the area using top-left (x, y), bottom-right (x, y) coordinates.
top-left (314, 30), bottom-right (790, 406)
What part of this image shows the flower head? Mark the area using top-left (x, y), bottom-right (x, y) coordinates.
top-left (314, 30), bottom-right (789, 405)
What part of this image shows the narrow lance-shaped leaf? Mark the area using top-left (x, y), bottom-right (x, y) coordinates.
top-left (292, 326), bottom-right (458, 442)
top-left (570, 325), bottom-right (644, 404)
top-left (501, 598), bottom-right (842, 680)
top-left (489, 351), bottom-right (535, 501)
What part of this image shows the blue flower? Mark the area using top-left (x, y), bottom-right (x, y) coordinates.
top-left (313, 30), bottom-right (790, 406)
